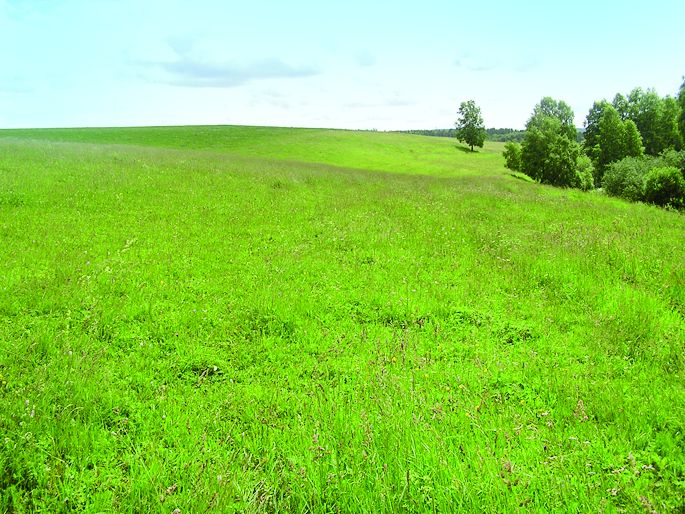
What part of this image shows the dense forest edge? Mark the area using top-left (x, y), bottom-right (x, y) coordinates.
top-left (408, 78), bottom-right (685, 210)
top-left (498, 79), bottom-right (685, 209)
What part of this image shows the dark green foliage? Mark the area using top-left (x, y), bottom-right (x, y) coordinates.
top-left (543, 130), bottom-right (581, 187)
top-left (528, 97), bottom-right (576, 140)
top-left (614, 88), bottom-right (681, 156)
top-left (603, 156), bottom-right (658, 201)
top-left (521, 98), bottom-right (581, 187)
top-left (574, 154), bottom-right (595, 191)
top-left (589, 106), bottom-right (644, 186)
top-left (612, 93), bottom-right (630, 120)
top-left (679, 80), bottom-right (685, 146)
top-left (521, 123), bottom-right (550, 180)
top-left (583, 100), bottom-right (610, 154)
top-left (502, 141), bottom-right (522, 171)
top-left (485, 128), bottom-right (526, 142)
top-left (602, 150), bottom-right (685, 207)
top-left (644, 166), bottom-right (685, 207)
top-left (658, 148), bottom-right (685, 175)
top-left (659, 97), bottom-right (683, 151)
top-left (401, 128), bottom-right (457, 138)
top-left (624, 120), bottom-right (644, 158)
top-left (597, 105), bottom-right (628, 170)
top-left (625, 88), bottom-right (662, 155)
top-left (399, 128), bottom-right (525, 142)
top-left (455, 100), bottom-right (487, 151)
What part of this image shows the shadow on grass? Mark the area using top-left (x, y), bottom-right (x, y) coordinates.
top-left (507, 172), bottom-right (535, 183)
top-left (454, 144), bottom-right (477, 154)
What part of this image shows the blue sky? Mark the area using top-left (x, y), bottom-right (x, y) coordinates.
top-left (0, 0), bottom-right (683, 130)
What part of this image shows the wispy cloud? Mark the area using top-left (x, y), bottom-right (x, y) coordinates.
top-left (155, 57), bottom-right (319, 87)
top-left (140, 38), bottom-right (320, 88)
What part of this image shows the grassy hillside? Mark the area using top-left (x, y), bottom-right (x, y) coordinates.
top-left (0, 127), bottom-right (683, 512)
top-left (0, 125), bottom-right (505, 177)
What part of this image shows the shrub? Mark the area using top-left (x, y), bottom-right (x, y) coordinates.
top-left (602, 156), bottom-right (654, 202)
top-left (644, 166), bottom-right (685, 207)
top-left (656, 149), bottom-right (685, 176)
top-left (574, 154), bottom-right (595, 191)
top-left (502, 141), bottom-right (522, 171)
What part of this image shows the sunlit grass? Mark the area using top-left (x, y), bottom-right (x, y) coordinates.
top-left (0, 127), bottom-right (683, 512)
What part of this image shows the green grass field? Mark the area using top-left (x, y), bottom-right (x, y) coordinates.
top-left (0, 126), bottom-right (683, 512)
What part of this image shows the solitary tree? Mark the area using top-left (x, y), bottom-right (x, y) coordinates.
top-left (455, 100), bottom-right (486, 151)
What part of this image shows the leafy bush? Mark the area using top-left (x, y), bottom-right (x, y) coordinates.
top-left (602, 156), bottom-right (654, 201)
top-left (574, 154), bottom-right (595, 191)
top-left (502, 141), bottom-right (522, 171)
top-left (656, 149), bottom-right (685, 176)
top-left (644, 166), bottom-right (685, 207)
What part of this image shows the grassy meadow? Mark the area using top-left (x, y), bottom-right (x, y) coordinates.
top-left (0, 126), bottom-right (684, 512)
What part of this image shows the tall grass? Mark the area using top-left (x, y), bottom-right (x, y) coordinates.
top-left (0, 127), bottom-right (683, 512)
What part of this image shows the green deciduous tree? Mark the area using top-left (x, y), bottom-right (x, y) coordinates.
top-left (593, 106), bottom-right (645, 185)
top-left (455, 100), bottom-right (486, 151)
top-left (597, 105), bottom-right (627, 172)
top-left (615, 87), bottom-right (680, 155)
top-left (612, 93), bottom-right (630, 120)
top-left (625, 88), bottom-right (662, 155)
top-left (679, 79), bottom-right (685, 146)
top-left (583, 100), bottom-right (610, 155)
top-left (624, 120), bottom-right (644, 158)
top-left (543, 130), bottom-right (581, 187)
top-left (574, 154), bottom-right (595, 191)
top-left (502, 141), bottom-right (522, 171)
top-left (521, 97), bottom-right (581, 187)
top-left (659, 96), bottom-right (682, 151)
top-left (528, 97), bottom-right (576, 140)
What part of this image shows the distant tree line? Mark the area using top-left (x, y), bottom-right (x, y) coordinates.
top-left (399, 127), bottom-right (525, 142)
top-left (401, 129), bottom-right (457, 138)
top-left (485, 128), bottom-right (526, 142)
top-left (502, 78), bottom-right (685, 209)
